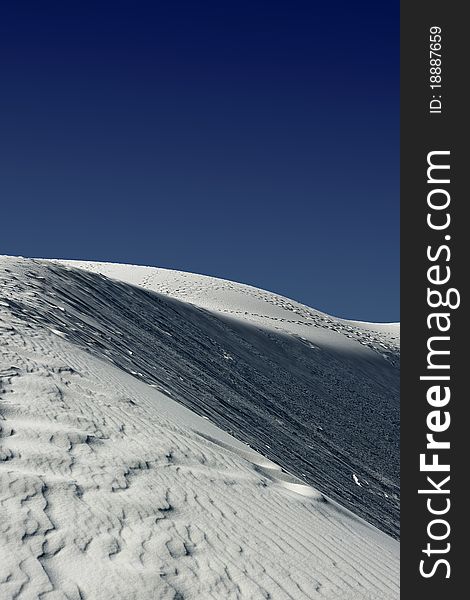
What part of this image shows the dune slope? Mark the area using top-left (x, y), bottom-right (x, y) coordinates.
top-left (54, 259), bottom-right (400, 538)
top-left (0, 256), bottom-right (399, 599)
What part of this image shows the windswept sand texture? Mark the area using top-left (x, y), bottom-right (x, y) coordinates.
top-left (1, 257), bottom-right (399, 599)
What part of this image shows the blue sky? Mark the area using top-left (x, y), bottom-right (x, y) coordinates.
top-left (0, 1), bottom-right (399, 321)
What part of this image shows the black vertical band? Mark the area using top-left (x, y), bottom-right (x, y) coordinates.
top-left (401, 2), bottom-right (467, 595)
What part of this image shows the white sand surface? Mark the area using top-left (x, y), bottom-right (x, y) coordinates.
top-left (1, 256), bottom-right (399, 599)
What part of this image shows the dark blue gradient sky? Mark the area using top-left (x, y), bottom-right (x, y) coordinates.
top-left (0, 1), bottom-right (399, 321)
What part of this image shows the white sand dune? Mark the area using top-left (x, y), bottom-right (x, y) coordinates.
top-left (52, 259), bottom-right (400, 537)
top-left (0, 256), bottom-right (399, 599)
top-left (57, 260), bottom-right (399, 356)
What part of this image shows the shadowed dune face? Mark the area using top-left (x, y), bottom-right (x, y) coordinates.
top-left (1, 257), bottom-right (399, 538)
top-left (56, 259), bottom-right (400, 367)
